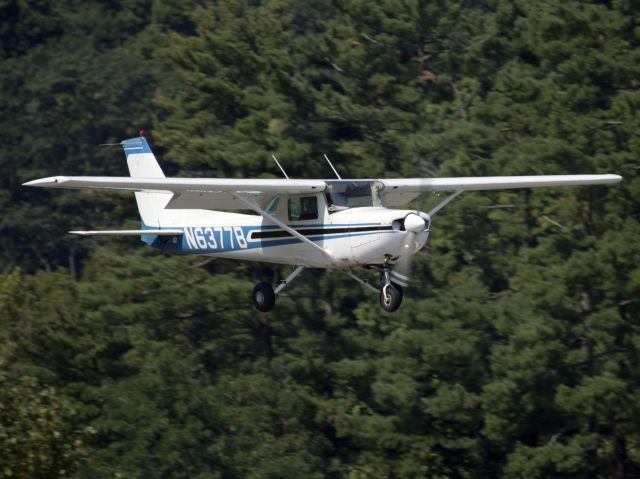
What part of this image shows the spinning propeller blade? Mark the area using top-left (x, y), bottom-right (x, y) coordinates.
top-left (391, 212), bottom-right (428, 287)
top-left (392, 191), bottom-right (461, 286)
top-left (391, 255), bottom-right (412, 287)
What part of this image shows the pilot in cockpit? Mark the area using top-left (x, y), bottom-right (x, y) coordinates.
top-left (299, 197), bottom-right (318, 220)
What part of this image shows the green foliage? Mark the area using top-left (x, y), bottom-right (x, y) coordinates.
top-left (2, 0), bottom-right (639, 478)
top-left (0, 370), bottom-right (88, 478)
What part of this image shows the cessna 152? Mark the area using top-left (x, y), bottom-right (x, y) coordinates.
top-left (24, 134), bottom-right (621, 312)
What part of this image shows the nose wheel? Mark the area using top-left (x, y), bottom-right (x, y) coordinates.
top-left (380, 282), bottom-right (403, 312)
top-left (378, 263), bottom-right (404, 312)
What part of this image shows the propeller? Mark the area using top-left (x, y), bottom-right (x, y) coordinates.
top-left (390, 212), bottom-right (429, 287)
top-left (388, 190), bottom-right (461, 287)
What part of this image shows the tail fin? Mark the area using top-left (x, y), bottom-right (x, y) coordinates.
top-left (121, 135), bottom-right (171, 229)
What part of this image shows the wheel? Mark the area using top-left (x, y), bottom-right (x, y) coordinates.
top-left (379, 282), bottom-right (403, 312)
top-left (252, 282), bottom-right (276, 312)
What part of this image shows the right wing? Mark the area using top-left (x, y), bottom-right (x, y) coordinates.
top-left (23, 176), bottom-right (327, 210)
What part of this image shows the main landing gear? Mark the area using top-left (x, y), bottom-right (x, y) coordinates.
top-left (252, 265), bottom-right (305, 312)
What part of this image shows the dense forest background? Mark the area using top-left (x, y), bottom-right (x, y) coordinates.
top-left (1, 0), bottom-right (639, 477)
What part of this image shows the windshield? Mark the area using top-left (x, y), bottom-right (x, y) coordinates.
top-left (325, 181), bottom-right (375, 211)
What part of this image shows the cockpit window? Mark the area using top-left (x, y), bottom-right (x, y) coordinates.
top-left (325, 181), bottom-right (375, 212)
top-left (288, 196), bottom-right (318, 221)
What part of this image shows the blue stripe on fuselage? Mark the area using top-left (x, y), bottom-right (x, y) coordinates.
top-left (147, 223), bottom-right (390, 253)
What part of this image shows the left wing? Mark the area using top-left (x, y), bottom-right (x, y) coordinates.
top-left (380, 174), bottom-right (622, 206)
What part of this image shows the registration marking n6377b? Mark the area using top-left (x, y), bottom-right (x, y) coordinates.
top-left (184, 226), bottom-right (248, 250)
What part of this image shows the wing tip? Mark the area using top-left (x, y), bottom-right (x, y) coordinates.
top-left (23, 176), bottom-right (68, 187)
top-left (609, 174), bottom-right (623, 183)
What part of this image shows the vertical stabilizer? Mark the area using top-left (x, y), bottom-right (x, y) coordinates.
top-left (121, 135), bottom-right (171, 231)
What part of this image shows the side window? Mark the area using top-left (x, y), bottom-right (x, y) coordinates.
top-left (265, 196), bottom-right (280, 214)
top-left (288, 196), bottom-right (318, 221)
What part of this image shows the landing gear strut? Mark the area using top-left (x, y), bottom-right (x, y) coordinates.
top-left (252, 266), bottom-right (305, 312)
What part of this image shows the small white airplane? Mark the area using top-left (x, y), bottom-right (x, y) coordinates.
top-left (24, 134), bottom-right (621, 312)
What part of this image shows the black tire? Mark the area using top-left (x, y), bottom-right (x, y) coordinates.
top-left (253, 282), bottom-right (276, 312)
top-left (392, 282), bottom-right (403, 301)
top-left (380, 282), bottom-right (403, 312)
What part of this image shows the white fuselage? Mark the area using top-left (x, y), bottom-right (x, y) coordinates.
top-left (146, 192), bottom-right (429, 269)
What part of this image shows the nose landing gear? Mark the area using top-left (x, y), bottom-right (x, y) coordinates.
top-left (345, 262), bottom-right (405, 312)
top-left (379, 265), bottom-right (403, 312)
top-left (380, 282), bottom-right (403, 312)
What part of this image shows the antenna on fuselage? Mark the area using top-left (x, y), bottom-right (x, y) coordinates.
top-left (323, 154), bottom-right (342, 180)
top-left (271, 154), bottom-right (290, 179)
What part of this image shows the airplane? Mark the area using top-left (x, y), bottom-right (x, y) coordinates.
top-left (24, 133), bottom-right (622, 312)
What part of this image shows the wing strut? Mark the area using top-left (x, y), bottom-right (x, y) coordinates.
top-left (428, 190), bottom-right (463, 216)
top-left (232, 194), bottom-right (333, 261)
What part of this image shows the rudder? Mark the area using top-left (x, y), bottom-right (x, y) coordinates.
top-left (122, 136), bottom-right (164, 178)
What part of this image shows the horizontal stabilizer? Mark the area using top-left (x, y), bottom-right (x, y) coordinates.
top-left (70, 229), bottom-right (184, 236)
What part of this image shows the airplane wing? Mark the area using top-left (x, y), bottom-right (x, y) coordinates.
top-left (23, 176), bottom-right (327, 210)
top-left (24, 174), bottom-right (621, 209)
top-left (23, 176), bottom-right (326, 193)
top-left (380, 174), bottom-right (622, 206)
